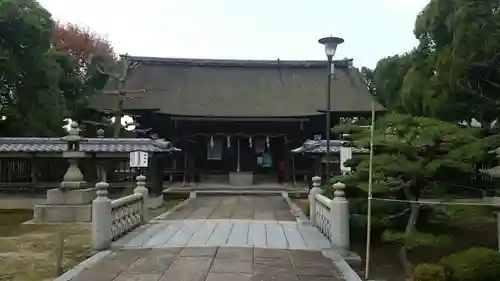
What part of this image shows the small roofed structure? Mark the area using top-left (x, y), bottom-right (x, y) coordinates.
top-left (0, 137), bottom-right (179, 155)
top-left (482, 166), bottom-right (500, 178)
top-left (291, 139), bottom-right (368, 186)
top-left (291, 139), bottom-right (368, 154)
top-left (0, 136), bottom-right (180, 195)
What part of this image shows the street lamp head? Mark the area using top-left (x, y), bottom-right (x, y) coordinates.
top-left (318, 36), bottom-right (344, 60)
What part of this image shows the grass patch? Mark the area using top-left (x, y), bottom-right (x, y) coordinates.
top-left (0, 210), bottom-right (91, 281)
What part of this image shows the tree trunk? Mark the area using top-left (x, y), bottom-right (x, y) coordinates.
top-left (400, 185), bottom-right (420, 277)
top-left (112, 99), bottom-right (123, 137)
top-left (112, 113), bottom-right (121, 137)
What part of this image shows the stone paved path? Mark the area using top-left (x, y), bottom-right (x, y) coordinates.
top-left (70, 247), bottom-right (343, 281)
top-left (63, 196), bottom-right (348, 281)
top-left (114, 219), bottom-right (330, 249)
top-left (160, 196), bottom-right (295, 221)
top-left (114, 197), bottom-right (328, 250)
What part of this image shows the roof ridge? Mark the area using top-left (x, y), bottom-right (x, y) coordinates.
top-left (125, 56), bottom-right (354, 68)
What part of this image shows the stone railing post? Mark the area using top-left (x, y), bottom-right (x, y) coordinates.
top-left (329, 182), bottom-right (350, 253)
top-left (497, 211), bottom-right (500, 252)
top-left (491, 197), bottom-right (500, 251)
top-left (309, 176), bottom-right (322, 225)
top-left (134, 175), bottom-right (149, 223)
top-left (92, 181), bottom-right (112, 251)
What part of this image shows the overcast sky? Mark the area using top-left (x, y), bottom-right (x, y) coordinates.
top-left (38, 0), bottom-right (429, 69)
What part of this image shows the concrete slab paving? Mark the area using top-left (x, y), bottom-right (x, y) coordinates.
top-left (67, 247), bottom-right (344, 281)
top-left (118, 219), bottom-right (330, 250)
top-left (159, 196), bottom-right (295, 221)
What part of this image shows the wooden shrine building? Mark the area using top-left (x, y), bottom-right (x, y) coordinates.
top-left (89, 57), bottom-right (383, 185)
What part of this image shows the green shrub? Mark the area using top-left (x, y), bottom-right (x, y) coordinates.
top-left (440, 247), bottom-right (500, 281)
top-left (413, 263), bottom-right (446, 281)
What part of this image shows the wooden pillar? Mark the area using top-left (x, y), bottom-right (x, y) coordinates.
top-left (283, 138), bottom-right (291, 183)
top-left (237, 137), bottom-right (241, 172)
top-left (30, 157), bottom-right (38, 193)
top-left (171, 158), bottom-right (176, 182)
top-left (96, 161), bottom-right (107, 182)
top-left (98, 159), bottom-right (108, 182)
top-left (182, 150), bottom-right (188, 186)
top-left (85, 157), bottom-right (97, 185)
top-left (148, 155), bottom-right (165, 197)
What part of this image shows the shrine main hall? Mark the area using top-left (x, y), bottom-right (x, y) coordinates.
top-left (89, 56), bottom-right (383, 186)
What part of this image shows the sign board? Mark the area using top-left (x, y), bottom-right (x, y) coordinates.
top-left (129, 151), bottom-right (148, 168)
top-left (340, 146), bottom-right (352, 173)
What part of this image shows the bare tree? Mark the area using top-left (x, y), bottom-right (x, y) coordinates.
top-left (96, 54), bottom-right (146, 137)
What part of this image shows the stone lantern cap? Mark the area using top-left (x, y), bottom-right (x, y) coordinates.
top-left (96, 128), bottom-right (105, 138)
top-left (60, 121), bottom-right (87, 146)
top-left (61, 121), bottom-right (87, 157)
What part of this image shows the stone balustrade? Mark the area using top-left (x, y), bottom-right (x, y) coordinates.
top-left (92, 175), bottom-right (149, 252)
top-left (110, 193), bottom-right (144, 240)
top-left (309, 176), bottom-right (350, 253)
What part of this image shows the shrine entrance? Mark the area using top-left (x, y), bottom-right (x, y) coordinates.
top-left (158, 117), bottom-right (313, 186)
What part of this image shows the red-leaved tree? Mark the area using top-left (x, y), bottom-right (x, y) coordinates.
top-left (51, 23), bottom-right (116, 127)
top-left (52, 23), bottom-right (115, 66)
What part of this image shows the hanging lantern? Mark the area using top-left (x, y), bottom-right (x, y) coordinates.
top-left (210, 136), bottom-right (215, 148)
top-left (248, 137), bottom-right (253, 148)
top-left (266, 136), bottom-right (270, 148)
top-left (227, 135), bottom-right (231, 148)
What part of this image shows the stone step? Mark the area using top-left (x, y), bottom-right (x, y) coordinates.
top-left (163, 189), bottom-right (309, 198)
top-left (166, 184), bottom-right (307, 191)
top-left (175, 187), bottom-right (303, 192)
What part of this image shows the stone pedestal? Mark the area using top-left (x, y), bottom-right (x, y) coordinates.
top-left (229, 172), bottom-right (253, 186)
top-left (33, 188), bottom-right (96, 223)
top-left (33, 204), bottom-right (92, 222)
top-left (46, 188), bottom-right (95, 204)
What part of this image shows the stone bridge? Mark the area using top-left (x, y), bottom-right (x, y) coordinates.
top-left (55, 178), bottom-right (360, 281)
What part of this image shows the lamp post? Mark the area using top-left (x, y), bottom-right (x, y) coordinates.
top-left (318, 36), bottom-right (344, 180)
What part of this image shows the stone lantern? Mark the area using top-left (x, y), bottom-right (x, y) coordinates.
top-left (33, 121), bottom-right (96, 222)
top-left (96, 128), bottom-right (105, 138)
top-left (96, 128), bottom-right (107, 181)
top-left (60, 121), bottom-right (87, 190)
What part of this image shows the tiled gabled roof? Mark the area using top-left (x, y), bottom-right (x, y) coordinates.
top-left (291, 139), bottom-right (369, 154)
top-left (0, 138), bottom-right (181, 153)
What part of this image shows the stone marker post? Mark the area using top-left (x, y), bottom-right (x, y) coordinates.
top-left (492, 196), bottom-right (500, 251)
top-left (92, 181), bottom-right (112, 251)
top-left (309, 176), bottom-right (322, 225)
top-left (134, 175), bottom-right (149, 223)
top-left (329, 182), bottom-right (350, 253)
